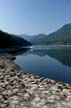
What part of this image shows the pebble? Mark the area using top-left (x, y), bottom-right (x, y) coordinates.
top-left (0, 58), bottom-right (71, 108)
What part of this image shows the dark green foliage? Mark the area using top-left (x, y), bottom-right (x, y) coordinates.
top-left (0, 30), bottom-right (31, 49)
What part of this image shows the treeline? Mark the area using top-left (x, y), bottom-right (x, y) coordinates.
top-left (0, 30), bottom-right (31, 49)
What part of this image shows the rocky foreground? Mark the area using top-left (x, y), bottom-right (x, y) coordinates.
top-left (0, 56), bottom-right (71, 108)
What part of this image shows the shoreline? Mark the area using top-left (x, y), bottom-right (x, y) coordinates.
top-left (0, 57), bottom-right (71, 108)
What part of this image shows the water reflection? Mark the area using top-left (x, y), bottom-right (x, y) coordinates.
top-left (27, 49), bottom-right (71, 67)
top-left (13, 48), bottom-right (29, 56)
top-left (15, 47), bottom-right (71, 67)
top-left (15, 46), bottom-right (71, 83)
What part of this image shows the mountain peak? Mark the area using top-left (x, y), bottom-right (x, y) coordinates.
top-left (63, 23), bottom-right (71, 28)
top-left (58, 23), bottom-right (71, 33)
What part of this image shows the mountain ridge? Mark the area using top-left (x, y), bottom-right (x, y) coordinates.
top-left (20, 23), bottom-right (71, 45)
top-left (0, 30), bottom-right (31, 49)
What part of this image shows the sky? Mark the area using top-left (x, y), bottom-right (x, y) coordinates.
top-left (0, 0), bottom-right (71, 35)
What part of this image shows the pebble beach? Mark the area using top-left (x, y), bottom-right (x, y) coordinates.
top-left (0, 55), bottom-right (71, 108)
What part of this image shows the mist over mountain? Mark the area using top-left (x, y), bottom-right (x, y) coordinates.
top-left (20, 23), bottom-right (71, 45)
top-left (19, 34), bottom-right (33, 42)
top-left (1, 23), bottom-right (71, 49)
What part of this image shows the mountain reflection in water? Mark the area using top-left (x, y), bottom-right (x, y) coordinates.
top-left (15, 45), bottom-right (71, 84)
top-left (15, 47), bottom-right (71, 67)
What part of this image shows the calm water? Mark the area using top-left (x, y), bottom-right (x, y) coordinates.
top-left (15, 45), bottom-right (71, 84)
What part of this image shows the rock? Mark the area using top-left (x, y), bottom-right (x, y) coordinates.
top-left (0, 58), bottom-right (71, 108)
top-left (0, 60), bottom-right (5, 68)
top-left (0, 53), bottom-right (16, 61)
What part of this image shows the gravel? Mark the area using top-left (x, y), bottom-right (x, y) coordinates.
top-left (0, 58), bottom-right (71, 108)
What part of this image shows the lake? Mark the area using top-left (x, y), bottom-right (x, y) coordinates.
top-left (14, 45), bottom-right (71, 84)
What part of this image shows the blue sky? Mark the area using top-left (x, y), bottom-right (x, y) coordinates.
top-left (0, 0), bottom-right (71, 35)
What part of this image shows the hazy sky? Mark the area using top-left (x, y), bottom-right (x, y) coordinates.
top-left (0, 0), bottom-right (71, 35)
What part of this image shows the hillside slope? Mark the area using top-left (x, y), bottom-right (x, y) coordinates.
top-left (0, 30), bottom-right (31, 49)
top-left (27, 23), bottom-right (71, 45)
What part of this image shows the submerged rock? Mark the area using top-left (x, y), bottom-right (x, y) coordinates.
top-left (0, 53), bottom-right (16, 61)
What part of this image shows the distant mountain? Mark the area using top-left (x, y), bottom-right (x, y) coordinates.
top-left (19, 34), bottom-right (47, 43)
top-left (0, 30), bottom-right (31, 49)
top-left (23, 23), bottom-right (71, 45)
top-left (41, 23), bottom-right (71, 44)
top-left (19, 34), bottom-right (33, 42)
top-left (30, 34), bottom-right (47, 43)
